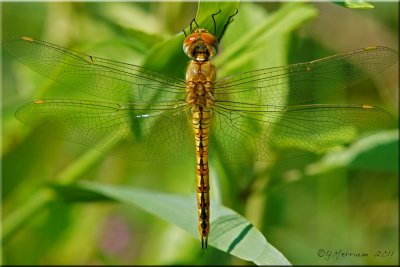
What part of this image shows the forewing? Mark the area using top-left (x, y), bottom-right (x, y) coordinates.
top-left (3, 36), bottom-right (187, 102)
top-left (213, 47), bottom-right (398, 105)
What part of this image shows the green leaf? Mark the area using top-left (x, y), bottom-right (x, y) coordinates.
top-left (76, 180), bottom-right (291, 265)
top-left (216, 2), bottom-right (317, 70)
top-left (50, 183), bottom-right (114, 202)
top-left (305, 129), bottom-right (399, 175)
top-left (195, 0), bottom-right (240, 40)
top-left (349, 131), bottom-right (399, 172)
top-left (334, 0), bottom-right (374, 9)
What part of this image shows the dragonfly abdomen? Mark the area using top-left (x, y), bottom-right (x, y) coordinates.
top-left (192, 108), bottom-right (211, 249)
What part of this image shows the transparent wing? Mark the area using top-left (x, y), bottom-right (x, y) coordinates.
top-left (6, 37), bottom-right (396, 163)
top-left (3, 36), bottom-right (188, 102)
top-left (209, 102), bottom-right (393, 162)
top-left (213, 47), bottom-right (398, 105)
top-left (16, 100), bottom-right (195, 163)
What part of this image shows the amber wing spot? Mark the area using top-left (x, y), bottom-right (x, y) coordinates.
top-left (34, 100), bottom-right (45, 104)
top-left (21, 36), bottom-right (34, 42)
top-left (362, 104), bottom-right (374, 109)
top-left (364, 46), bottom-right (378, 51)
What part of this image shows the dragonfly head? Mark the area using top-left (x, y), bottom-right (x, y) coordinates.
top-left (183, 29), bottom-right (218, 62)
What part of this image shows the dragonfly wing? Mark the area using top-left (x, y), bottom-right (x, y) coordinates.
top-left (16, 100), bottom-right (194, 163)
top-left (209, 102), bottom-right (393, 162)
top-left (213, 47), bottom-right (398, 105)
top-left (3, 36), bottom-right (187, 102)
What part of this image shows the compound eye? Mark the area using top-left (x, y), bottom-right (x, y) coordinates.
top-left (183, 33), bottom-right (199, 48)
top-left (183, 34), bottom-right (197, 58)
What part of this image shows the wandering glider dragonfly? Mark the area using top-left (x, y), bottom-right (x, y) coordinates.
top-left (3, 13), bottom-right (397, 249)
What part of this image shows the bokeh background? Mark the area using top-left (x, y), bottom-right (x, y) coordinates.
top-left (2, 1), bottom-right (398, 265)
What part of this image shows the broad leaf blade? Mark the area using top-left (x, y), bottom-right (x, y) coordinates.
top-left (77, 180), bottom-right (291, 265)
top-left (306, 130), bottom-right (399, 175)
top-left (333, 0), bottom-right (374, 9)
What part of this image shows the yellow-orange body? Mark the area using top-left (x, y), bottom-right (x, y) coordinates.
top-left (183, 29), bottom-right (217, 249)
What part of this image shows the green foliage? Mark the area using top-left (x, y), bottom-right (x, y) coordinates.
top-left (2, 1), bottom-right (398, 265)
top-left (334, 0), bottom-right (375, 9)
top-left (54, 180), bottom-right (290, 265)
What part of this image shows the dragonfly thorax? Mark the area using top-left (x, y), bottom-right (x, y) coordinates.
top-left (183, 29), bottom-right (218, 62)
top-left (186, 61), bottom-right (215, 108)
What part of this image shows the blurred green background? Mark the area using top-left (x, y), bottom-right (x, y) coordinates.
top-left (1, 1), bottom-right (398, 265)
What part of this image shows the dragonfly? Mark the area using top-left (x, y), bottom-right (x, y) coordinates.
top-left (3, 12), bottom-right (397, 250)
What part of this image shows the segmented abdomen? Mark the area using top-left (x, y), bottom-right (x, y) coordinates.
top-left (192, 107), bottom-right (211, 249)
